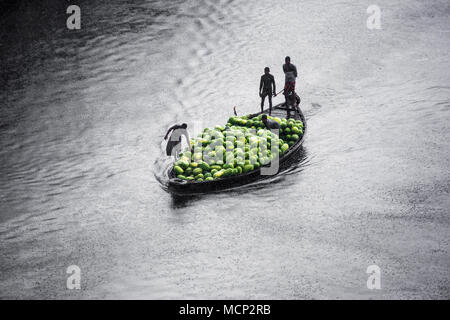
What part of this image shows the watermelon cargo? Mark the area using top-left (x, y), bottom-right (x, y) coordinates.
top-left (172, 114), bottom-right (304, 182)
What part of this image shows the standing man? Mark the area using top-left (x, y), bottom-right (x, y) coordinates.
top-left (259, 67), bottom-right (276, 115)
top-left (282, 56), bottom-right (298, 107)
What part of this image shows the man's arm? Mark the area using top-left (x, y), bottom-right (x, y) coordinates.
top-left (293, 64), bottom-right (298, 78)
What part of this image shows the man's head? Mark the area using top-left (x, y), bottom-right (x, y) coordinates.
top-left (264, 67), bottom-right (270, 74)
top-left (181, 123), bottom-right (187, 129)
top-left (261, 114), bottom-right (268, 123)
top-left (285, 56), bottom-right (290, 64)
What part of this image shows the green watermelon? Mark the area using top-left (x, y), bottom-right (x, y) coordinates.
top-left (174, 166), bottom-right (184, 175)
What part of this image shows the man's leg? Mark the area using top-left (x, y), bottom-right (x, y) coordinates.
top-left (285, 84), bottom-right (294, 118)
top-left (284, 83), bottom-right (288, 106)
top-left (261, 93), bottom-right (266, 113)
top-left (286, 94), bottom-right (292, 118)
top-left (295, 92), bottom-right (301, 113)
top-left (173, 142), bottom-right (181, 159)
top-left (268, 93), bottom-right (272, 115)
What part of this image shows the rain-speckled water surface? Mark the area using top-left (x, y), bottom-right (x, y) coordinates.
top-left (0, 0), bottom-right (449, 299)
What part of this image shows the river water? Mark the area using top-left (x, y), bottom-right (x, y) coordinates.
top-left (0, 0), bottom-right (449, 299)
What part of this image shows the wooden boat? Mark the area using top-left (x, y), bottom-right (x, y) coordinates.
top-left (167, 102), bottom-right (306, 195)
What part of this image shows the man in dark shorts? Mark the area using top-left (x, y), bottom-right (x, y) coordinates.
top-left (164, 123), bottom-right (190, 158)
top-left (259, 67), bottom-right (276, 115)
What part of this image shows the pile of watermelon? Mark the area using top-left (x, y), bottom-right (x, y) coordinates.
top-left (173, 114), bottom-right (303, 182)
